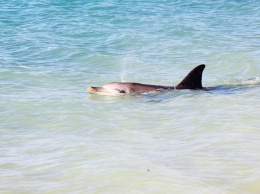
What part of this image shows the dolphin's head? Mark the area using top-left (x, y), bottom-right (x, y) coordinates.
top-left (87, 82), bottom-right (132, 95)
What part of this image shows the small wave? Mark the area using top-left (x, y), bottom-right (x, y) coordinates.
top-left (241, 77), bottom-right (260, 85)
top-left (208, 76), bottom-right (260, 87)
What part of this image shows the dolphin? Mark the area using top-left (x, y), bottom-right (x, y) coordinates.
top-left (87, 64), bottom-right (205, 95)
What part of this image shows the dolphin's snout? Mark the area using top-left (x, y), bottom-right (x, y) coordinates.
top-left (87, 87), bottom-right (96, 93)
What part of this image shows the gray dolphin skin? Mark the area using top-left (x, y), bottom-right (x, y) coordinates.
top-left (87, 64), bottom-right (205, 95)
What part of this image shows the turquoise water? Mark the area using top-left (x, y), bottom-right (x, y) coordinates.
top-left (1, 1), bottom-right (260, 193)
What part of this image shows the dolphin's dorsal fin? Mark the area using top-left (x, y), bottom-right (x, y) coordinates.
top-left (175, 64), bottom-right (205, 90)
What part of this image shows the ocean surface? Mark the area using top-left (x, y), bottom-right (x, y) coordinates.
top-left (0, 1), bottom-right (260, 193)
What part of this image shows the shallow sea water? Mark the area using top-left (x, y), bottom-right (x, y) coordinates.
top-left (0, 1), bottom-right (260, 193)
